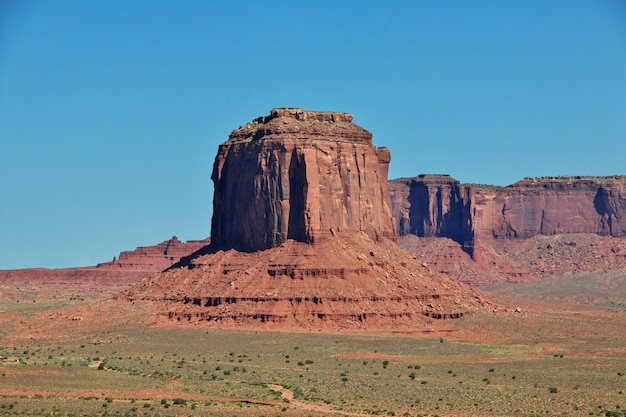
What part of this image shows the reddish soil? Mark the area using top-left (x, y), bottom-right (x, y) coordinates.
top-left (121, 232), bottom-right (495, 330)
top-left (399, 233), bottom-right (626, 286)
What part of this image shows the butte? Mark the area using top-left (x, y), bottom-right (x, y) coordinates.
top-left (122, 108), bottom-right (491, 329)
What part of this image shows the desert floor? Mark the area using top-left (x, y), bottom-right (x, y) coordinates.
top-left (1, 271), bottom-right (625, 417)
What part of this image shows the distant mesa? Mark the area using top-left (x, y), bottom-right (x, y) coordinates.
top-left (389, 174), bottom-right (474, 256)
top-left (389, 174), bottom-right (626, 256)
top-left (390, 174), bottom-right (626, 285)
top-left (0, 236), bottom-right (211, 287)
top-left (122, 109), bottom-right (490, 329)
top-left (96, 236), bottom-right (211, 273)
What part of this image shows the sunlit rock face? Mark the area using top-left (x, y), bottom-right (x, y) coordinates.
top-left (210, 108), bottom-right (396, 251)
top-left (485, 176), bottom-right (626, 239)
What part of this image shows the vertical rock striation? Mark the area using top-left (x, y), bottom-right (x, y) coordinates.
top-left (390, 175), bottom-right (626, 247)
top-left (210, 108), bottom-right (396, 251)
top-left (488, 176), bottom-right (626, 238)
top-left (389, 175), bottom-right (474, 257)
top-left (390, 175), bottom-right (626, 284)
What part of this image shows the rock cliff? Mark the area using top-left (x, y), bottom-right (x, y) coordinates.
top-left (390, 175), bottom-right (626, 284)
top-left (486, 176), bottom-right (626, 238)
top-left (96, 236), bottom-right (211, 272)
top-left (389, 175), bottom-right (474, 256)
top-left (0, 237), bottom-right (211, 293)
top-left (390, 175), bottom-right (626, 248)
top-left (211, 108), bottom-right (396, 251)
top-left (122, 109), bottom-right (490, 328)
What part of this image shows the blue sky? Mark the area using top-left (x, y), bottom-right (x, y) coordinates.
top-left (1, 0), bottom-right (625, 269)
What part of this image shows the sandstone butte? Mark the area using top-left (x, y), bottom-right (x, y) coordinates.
top-left (121, 108), bottom-right (492, 329)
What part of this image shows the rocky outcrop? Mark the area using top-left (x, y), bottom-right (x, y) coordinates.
top-left (390, 175), bottom-right (626, 247)
top-left (122, 109), bottom-right (491, 329)
top-left (389, 175), bottom-right (474, 256)
top-left (391, 175), bottom-right (626, 284)
top-left (211, 108), bottom-right (396, 251)
top-left (486, 176), bottom-right (626, 239)
top-left (0, 237), bottom-right (211, 290)
top-left (96, 236), bottom-right (211, 272)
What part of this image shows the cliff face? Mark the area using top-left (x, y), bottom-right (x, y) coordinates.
top-left (211, 108), bottom-right (396, 251)
top-left (390, 175), bottom-right (626, 248)
top-left (389, 175), bottom-right (474, 256)
top-left (122, 109), bottom-right (491, 329)
top-left (486, 176), bottom-right (626, 239)
top-left (391, 175), bottom-right (626, 284)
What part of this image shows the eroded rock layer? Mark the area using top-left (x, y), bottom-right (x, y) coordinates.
top-left (123, 233), bottom-right (491, 328)
top-left (390, 175), bottom-right (626, 284)
top-left (0, 237), bottom-right (211, 291)
top-left (391, 175), bottom-right (626, 244)
top-left (211, 108), bottom-right (396, 251)
top-left (96, 236), bottom-right (211, 272)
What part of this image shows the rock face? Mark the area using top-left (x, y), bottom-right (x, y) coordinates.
top-left (96, 236), bottom-right (211, 273)
top-left (389, 175), bottom-right (474, 256)
top-left (122, 109), bottom-right (490, 329)
top-left (390, 175), bottom-right (626, 284)
top-left (484, 176), bottom-right (626, 239)
top-left (211, 108), bottom-right (396, 251)
top-left (390, 175), bottom-right (626, 249)
top-left (0, 236), bottom-right (212, 292)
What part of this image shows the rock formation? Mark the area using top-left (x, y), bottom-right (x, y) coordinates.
top-left (211, 108), bottom-right (396, 251)
top-left (482, 176), bottom-right (626, 239)
top-left (123, 109), bottom-right (490, 328)
top-left (0, 236), bottom-right (211, 289)
top-left (390, 175), bottom-right (626, 284)
top-left (96, 236), bottom-right (211, 273)
top-left (389, 175), bottom-right (474, 256)
top-left (391, 175), bottom-right (626, 245)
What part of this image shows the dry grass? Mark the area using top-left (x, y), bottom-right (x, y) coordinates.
top-left (0, 271), bottom-right (625, 417)
top-left (1, 315), bottom-right (625, 416)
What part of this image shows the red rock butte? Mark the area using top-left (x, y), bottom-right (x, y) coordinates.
top-left (211, 108), bottom-right (396, 251)
top-left (122, 109), bottom-right (491, 329)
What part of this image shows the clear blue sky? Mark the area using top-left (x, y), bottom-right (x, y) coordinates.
top-left (1, 0), bottom-right (625, 269)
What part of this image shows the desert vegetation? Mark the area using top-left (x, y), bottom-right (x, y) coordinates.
top-left (1, 296), bottom-right (625, 417)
